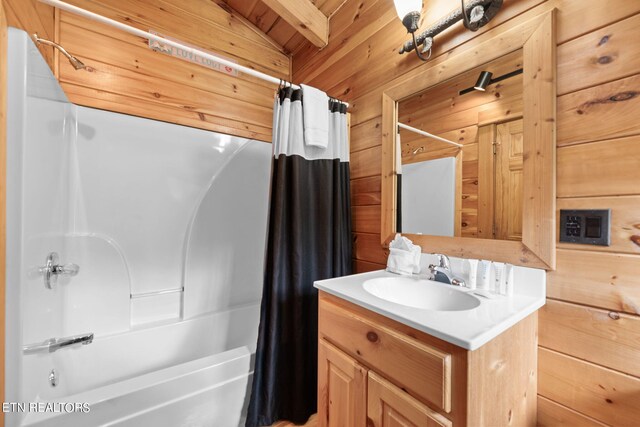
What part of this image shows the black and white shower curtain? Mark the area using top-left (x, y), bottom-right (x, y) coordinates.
top-left (246, 88), bottom-right (352, 426)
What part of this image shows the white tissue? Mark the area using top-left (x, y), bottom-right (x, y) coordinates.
top-left (386, 234), bottom-right (421, 275)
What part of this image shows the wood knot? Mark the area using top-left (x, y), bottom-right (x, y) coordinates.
top-left (606, 398), bottom-right (613, 404)
top-left (609, 91), bottom-right (638, 102)
top-left (597, 35), bottom-right (610, 46)
top-left (580, 91), bottom-right (639, 111)
top-left (597, 55), bottom-right (613, 64)
top-left (608, 311), bottom-right (621, 320)
top-left (630, 235), bottom-right (640, 247)
top-left (152, 92), bottom-right (161, 99)
top-left (366, 331), bottom-right (379, 342)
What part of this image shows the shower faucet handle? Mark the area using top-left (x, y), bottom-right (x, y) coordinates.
top-left (53, 263), bottom-right (80, 276)
top-left (39, 252), bottom-right (80, 289)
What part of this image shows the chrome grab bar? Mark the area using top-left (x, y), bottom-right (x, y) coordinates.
top-left (23, 332), bottom-right (94, 355)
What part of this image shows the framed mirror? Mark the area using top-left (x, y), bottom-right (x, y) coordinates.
top-left (381, 11), bottom-right (556, 269)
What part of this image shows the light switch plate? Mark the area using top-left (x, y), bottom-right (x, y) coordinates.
top-left (560, 209), bottom-right (611, 246)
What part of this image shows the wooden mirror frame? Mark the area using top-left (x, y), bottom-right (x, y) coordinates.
top-left (381, 10), bottom-right (556, 269)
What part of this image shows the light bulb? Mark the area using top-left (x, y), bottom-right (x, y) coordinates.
top-left (393, 0), bottom-right (422, 20)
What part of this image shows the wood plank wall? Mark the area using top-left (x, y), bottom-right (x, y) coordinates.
top-left (2, 0), bottom-right (55, 66)
top-left (293, 0), bottom-right (640, 424)
top-left (4, 0), bottom-right (291, 142)
top-left (398, 51), bottom-right (523, 237)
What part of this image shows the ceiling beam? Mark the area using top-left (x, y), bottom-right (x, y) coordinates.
top-left (261, 0), bottom-right (328, 48)
top-left (212, 0), bottom-right (287, 54)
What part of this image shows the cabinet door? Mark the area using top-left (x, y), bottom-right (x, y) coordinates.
top-left (318, 339), bottom-right (367, 427)
top-left (367, 372), bottom-right (452, 427)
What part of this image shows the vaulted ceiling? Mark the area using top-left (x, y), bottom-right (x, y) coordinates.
top-left (220, 0), bottom-right (347, 55)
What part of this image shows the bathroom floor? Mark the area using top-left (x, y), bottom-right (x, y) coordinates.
top-left (272, 414), bottom-right (317, 426)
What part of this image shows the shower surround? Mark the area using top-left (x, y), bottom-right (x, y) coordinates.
top-left (5, 28), bottom-right (271, 426)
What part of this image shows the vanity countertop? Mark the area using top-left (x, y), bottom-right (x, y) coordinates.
top-left (314, 268), bottom-right (545, 350)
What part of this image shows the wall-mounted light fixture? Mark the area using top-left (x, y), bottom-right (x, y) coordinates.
top-left (393, 0), bottom-right (430, 60)
top-left (459, 68), bottom-right (523, 95)
top-left (396, 0), bottom-right (504, 62)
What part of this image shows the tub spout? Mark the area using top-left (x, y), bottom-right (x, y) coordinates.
top-left (23, 333), bottom-right (94, 355)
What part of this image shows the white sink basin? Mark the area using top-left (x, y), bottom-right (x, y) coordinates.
top-left (363, 277), bottom-right (481, 311)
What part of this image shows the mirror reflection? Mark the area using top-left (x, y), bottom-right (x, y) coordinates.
top-left (396, 50), bottom-right (524, 241)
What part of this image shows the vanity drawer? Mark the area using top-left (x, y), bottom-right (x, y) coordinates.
top-left (319, 294), bottom-right (452, 413)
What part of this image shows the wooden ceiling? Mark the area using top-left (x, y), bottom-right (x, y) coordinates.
top-left (220, 0), bottom-right (346, 55)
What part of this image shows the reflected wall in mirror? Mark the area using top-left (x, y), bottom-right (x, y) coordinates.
top-left (397, 50), bottom-right (524, 241)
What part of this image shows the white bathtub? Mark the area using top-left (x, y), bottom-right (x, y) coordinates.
top-left (21, 303), bottom-right (259, 427)
top-left (20, 303), bottom-right (260, 409)
top-left (23, 345), bottom-right (254, 427)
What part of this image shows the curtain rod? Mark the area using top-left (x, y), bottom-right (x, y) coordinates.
top-left (398, 123), bottom-right (463, 148)
top-left (37, 0), bottom-right (348, 108)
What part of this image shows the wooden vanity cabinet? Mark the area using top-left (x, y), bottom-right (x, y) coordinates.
top-left (317, 292), bottom-right (538, 427)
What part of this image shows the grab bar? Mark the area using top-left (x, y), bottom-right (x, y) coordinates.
top-left (23, 332), bottom-right (94, 355)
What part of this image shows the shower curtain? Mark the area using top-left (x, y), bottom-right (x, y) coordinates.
top-left (246, 87), bottom-right (352, 426)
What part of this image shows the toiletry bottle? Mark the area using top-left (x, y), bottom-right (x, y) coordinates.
top-left (477, 260), bottom-right (490, 291)
top-left (466, 259), bottom-right (478, 290)
top-left (493, 262), bottom-right (506, 295)
top-left (505, 264), bottom-right (515, 297)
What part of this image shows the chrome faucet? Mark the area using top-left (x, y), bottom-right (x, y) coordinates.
top-left (23, 333), bottom-right (94, 355)
top-left (428, 254), bottom-right (466, 287)
top-left (39, 252), bottom-right (80, 289)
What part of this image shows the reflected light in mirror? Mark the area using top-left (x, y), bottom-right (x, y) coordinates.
top-left (474, 71), bottom-right (493, 91)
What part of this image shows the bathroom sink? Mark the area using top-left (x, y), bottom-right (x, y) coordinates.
top-left (362, 277), bottom-right (481, 311)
